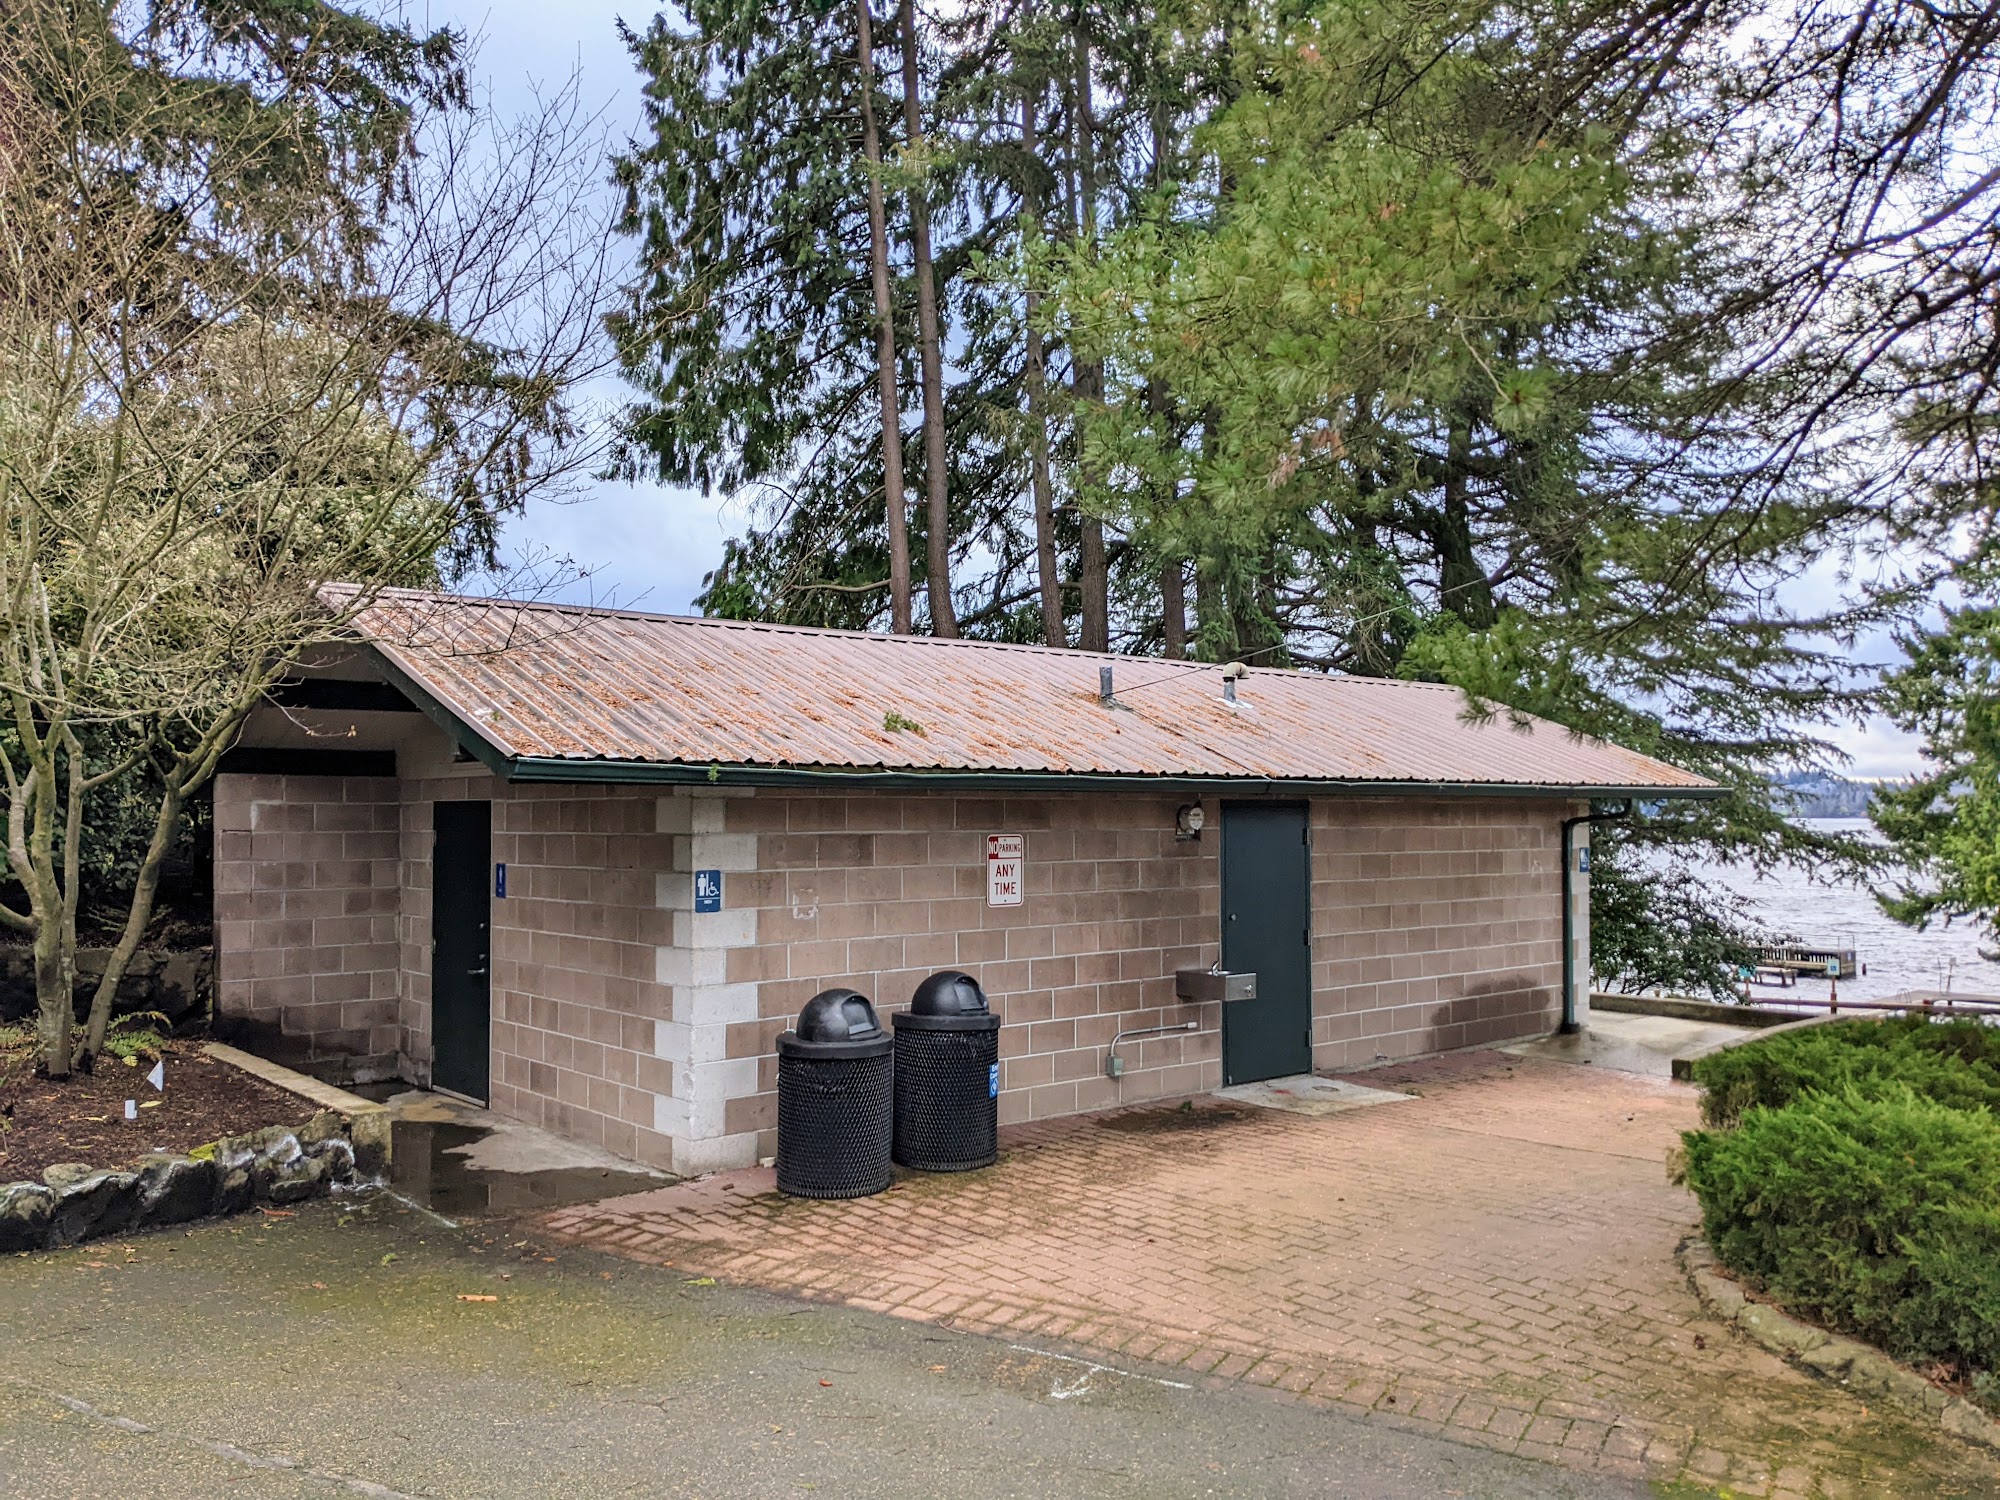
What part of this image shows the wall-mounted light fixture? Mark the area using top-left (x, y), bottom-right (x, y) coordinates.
top-left (1175, 802), bottom-right (1206, 842)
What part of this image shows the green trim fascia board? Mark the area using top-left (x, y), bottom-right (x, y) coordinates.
top-left (499, 754), bottom-right (1728, 800)
top-left (356, 644), bottom-right (515, 778)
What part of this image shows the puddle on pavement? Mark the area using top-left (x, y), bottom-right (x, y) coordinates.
top-left (391, 1120), bottom-right (663, 1217)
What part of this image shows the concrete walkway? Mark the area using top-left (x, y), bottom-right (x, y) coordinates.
top-left (542, 1049), bottom-right (1999, 1499)
top-left (0, 1192), bottom-right (1646, 1499)
top-left (1502, 1008), bottom-right (1760, 1078)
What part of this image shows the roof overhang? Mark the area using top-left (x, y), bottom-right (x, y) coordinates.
top-left (364, 633), bottom-right (1725, 803)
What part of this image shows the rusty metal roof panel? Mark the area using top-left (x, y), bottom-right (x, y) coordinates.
top-left (333, 588), bottom-right (1716, 793)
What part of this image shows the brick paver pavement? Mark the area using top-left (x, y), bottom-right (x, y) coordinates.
top-left (541, 1052), bottom-right (1999, 1498)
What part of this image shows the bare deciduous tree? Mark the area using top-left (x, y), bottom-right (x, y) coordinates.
top-left (0, 1), bottom-right (611, 1076)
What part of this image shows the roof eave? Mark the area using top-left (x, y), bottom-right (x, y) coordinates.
top-left (499, 754), bottom-right (1726, 800)
top-left (353, 638), bottom-right (1724, 801)
top-left (358, 642), bottom-right (517, 779)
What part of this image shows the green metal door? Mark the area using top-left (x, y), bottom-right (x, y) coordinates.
top-left (431, 800), bottom-right (492, 1101)
top-left (1221, 802), bottom-right (1313, 1085)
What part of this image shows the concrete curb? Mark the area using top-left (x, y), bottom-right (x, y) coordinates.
top-left (1667, 1011), bottom-right (1857, 1082)
top-left (1591, 992), bottom-right (1806, 1029)
top-left (205, 1042), bottom-right (391, 1176)
top-left (1677, 1236), bottom-right (2000, 1452)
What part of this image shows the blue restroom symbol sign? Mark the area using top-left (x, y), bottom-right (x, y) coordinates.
top-left (694, 869), bottom-right (723, 913)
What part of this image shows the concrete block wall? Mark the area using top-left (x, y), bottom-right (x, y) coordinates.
top-left (397, 774), bottom-right (686, 1172)
top-left (1308, 799), bottom-right (1566, 1071)
top-left (653, 788), bottom-right (765, 1172)
top-left (715, 790), bottom-right (1222, 1163)
top-left (212, 773), bottom-right (401, 1065)
top-left (219, 766), bottom-right (1573, 1177)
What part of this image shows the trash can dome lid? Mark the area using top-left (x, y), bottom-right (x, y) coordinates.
top-left (909, 970), bottom-right (990, 1017)
top-left (795, 988), bottom-right (884, 1043)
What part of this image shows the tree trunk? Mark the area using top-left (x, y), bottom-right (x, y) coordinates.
top-left (1070, 18), bottom-right (1110, 654)
top-left (33, 913), bottom-right (71, 1077)
top-left (1438, 415), bottom-right (1496, 630)
top-left (1145, 366), bottom-right (1183, 659)
top-left (1021, 94), bottom-right (1064, 648)
top-left (1161, 560), bottom-right (1186, 658)
top-left (1194, 554), bottom-right (1229, 662)
top-left (898, 0), bottom-right (956, 637)
top-left (855, 0), bottom-right (913, 634)
top-left (83, 774), bottom-right (186, 1057)
top-left (11, 738), bottom-right (78, 1076)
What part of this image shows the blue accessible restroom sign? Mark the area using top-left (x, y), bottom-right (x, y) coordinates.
top-left (494, 862), bottom-right (507, 898)
top-left (695, 869), bottom-right (723, 913)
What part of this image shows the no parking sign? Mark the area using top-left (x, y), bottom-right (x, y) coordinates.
top-left (985, 834), bottom-right (1024, 907)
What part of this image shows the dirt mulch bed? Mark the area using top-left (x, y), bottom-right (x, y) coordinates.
top-left (0, 1041), bottom-right (314, 1183)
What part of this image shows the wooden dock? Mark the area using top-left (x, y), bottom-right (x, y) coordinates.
top-left (1754, 944), bottom-right (1860, 982)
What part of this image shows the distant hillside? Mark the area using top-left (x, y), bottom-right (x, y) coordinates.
top-left (1773, 771), bottom-right (1878, 818)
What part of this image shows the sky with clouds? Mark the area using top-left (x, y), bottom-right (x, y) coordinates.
top-left (426, 0), bottom-right (1934, 781)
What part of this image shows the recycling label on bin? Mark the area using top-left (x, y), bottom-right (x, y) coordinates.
top-left (988, 1062), bottom-right (1000, 1098)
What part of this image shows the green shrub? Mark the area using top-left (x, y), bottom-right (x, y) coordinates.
top-left (1681, 1086), bottom-right (2000, 1381)
top-left (1689, 1016), bottom-right (2000, 1128)
top-left (101, 1011), bottom-right (171, 1064)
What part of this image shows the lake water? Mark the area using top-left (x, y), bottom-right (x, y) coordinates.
top-left (1662, 818), bottom-right (2000, 1004)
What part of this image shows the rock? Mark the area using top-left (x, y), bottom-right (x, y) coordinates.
top-left (1841, 1344), bottom-right (1950, 1413)
top-left (305, 1136), bottom-right (356, 1185)
top-left (212, 1166), bottom-right (253, 1217)
top-left (1739, 1302), bottom-right (1828, 1355)
top-left (1798, 1334), bottom-right (1870, 1379)
top-left (347, 1108), bottom-right (392, 1180)
top-left (266, 1152), bottom-right (328, 1206)
top-left (298, 1111), bottom-right (346, 1148)
top-left (0, 948), bottom-right (32, 1024)
top-left (1690, 1267), bottom-right (1746, 1321)
top-left (214, 1125), bottom-right (301, 1196)
top-left (215, 1123), bottom-right (301, 1162)
top-left (1943, 1398), bottom-right (2000, 1451)
top-left (135, 1155), bottom-right (217, 1229)
top-left (49, 1170), bottom-right (141, 1246)
top-left (152, 950), bottom-right (212, 1025)
top-left (0, 1183), bottom-right (54, 1253)
top-left (41, 1163), bottom-right (96, 1189)
top-left (0, 943), bottom-right (214, 1027)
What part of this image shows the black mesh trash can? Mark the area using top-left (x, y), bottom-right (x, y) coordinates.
top-left (776, 989), bottom-right (894, 1200)
top-left (892, 970), bottom-right (1002, 1172)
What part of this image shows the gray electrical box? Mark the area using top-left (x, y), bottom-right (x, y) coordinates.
top-left (1175, 968), bottom-right (1256, 1004)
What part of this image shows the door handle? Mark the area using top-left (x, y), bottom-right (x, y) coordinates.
top-left (466, 966), bottom-right (488, 977)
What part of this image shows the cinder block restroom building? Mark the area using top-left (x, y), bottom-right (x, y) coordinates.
top-left (212, 589), bottom-right (1715, 1174)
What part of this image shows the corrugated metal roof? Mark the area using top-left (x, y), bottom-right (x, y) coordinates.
top-left (331, 587), bottom-right (1715, 794)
